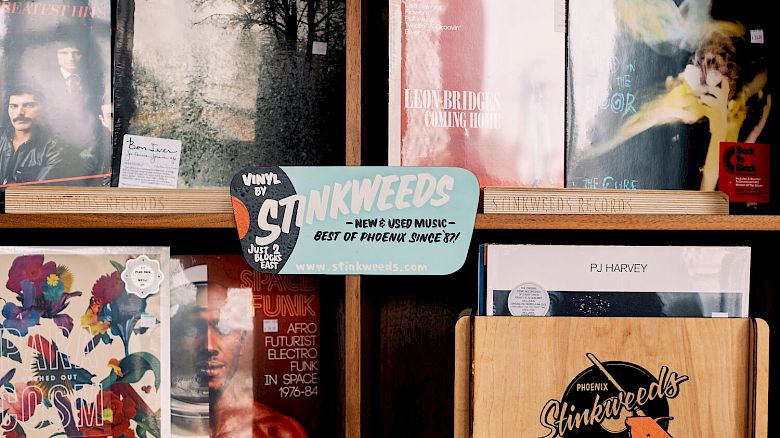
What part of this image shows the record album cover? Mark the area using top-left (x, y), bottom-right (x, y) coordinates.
top-left (170, 255), bottom-right (320, 438)
top-left (566, 0), bottom-right (772, 192)
top-left (0, 247), bottom-right (170, 437)
top-left (482, 244), bottom-right (750, 317)
top-left (389, 0), bottom-right (565, 187)
top-left (114, 0), bottom-right (346, 188)
top-left (0, 0), bottom-right (113, 192)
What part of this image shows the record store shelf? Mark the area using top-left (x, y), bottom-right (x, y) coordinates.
top-left (3, 213), bottom-right (780, 231)
top-left (0, 213), bottom-right (235, 228)
top-left (474, 214), bottom-right (780, 231)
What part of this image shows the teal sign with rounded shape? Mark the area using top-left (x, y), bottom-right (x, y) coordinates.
top-left (231, 166), bottom-right (479, 275)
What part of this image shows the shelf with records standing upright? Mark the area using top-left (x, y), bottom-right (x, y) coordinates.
top-left (1, 0), bottom-right (348, 434)
top-left (359, 0), bottom-right (775, 437)
top-left (0, 218), bottom-right (347, 437)
top-left (0, 0), bottom-right (776, 437)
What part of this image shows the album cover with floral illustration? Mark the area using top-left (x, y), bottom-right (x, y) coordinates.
top-left (0, 247), bottom-right (170, 437)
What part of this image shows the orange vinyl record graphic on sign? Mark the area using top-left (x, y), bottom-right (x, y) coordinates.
top-left (232, 196), bottom-right (250, 239)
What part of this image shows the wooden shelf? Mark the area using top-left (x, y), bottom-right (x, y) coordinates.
top-left (5, 213), bottom-right (780, 231)
top-left (475, 214), bottom-right (780, 231)
top-left (0, 213), bottom-right (236, 229)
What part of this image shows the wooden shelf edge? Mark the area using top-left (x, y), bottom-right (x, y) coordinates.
top-left (4, 213), bottom-right (780, 231)
top-left (0, 213), bottom-right (236, 229)
top-left (475, 214), bottom-right (780, 231)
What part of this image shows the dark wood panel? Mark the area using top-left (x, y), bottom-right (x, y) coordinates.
top-left (319, 276), bottom-right (347, 438)
top-left (367, 272), bottom-right (473, 438)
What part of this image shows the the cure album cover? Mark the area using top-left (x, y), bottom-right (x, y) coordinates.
top-left (566, 0), bottom-right (772, 192)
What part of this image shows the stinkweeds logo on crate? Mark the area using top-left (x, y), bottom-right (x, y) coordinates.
top-left (540, 353), bottom-right (689, 438)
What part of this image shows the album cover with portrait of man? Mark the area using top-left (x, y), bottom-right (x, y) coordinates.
top-left (566, 0), bottom-right (773, 194)
top-left (0, 246), bottom-right (170, 437)
top-left (0, 0), bottom-right (113, 197)
top-left (170, 255), bottom-right (321, 438)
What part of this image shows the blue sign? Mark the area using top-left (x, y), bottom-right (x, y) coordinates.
top-left (231, 166), bottom-right (479, 275)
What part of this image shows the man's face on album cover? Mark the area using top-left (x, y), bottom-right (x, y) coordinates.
top-left (193, 283), bottom-right (245, 394)
top-left (57, 46), bottom-right (82, 73)
top-left (8, 94), bottom-right (41, 132)
top-left (99, 103), bottom-right (113, 130)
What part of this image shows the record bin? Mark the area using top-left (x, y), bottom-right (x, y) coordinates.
top-left (454, 315), bottom-right (769, 437)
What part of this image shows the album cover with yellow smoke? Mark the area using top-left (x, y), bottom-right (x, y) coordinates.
top-left (566, 0), bottom-right (772, 194)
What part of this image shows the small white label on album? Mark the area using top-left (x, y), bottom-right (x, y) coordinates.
top-left (711, 312), bottom-right (729, 318)
top-left (507, 282), bottom-right (550, 316)
top-left (750, 29), bottom-right (764, 44)
top-left (313, 41), bottom-right (328, 55)
top-left (119, 134), bottom-right (182, 188)
top-left (137, 312), bottom-right (158, 328)
top-left (554, 0), bottom-right (566, 33)
top-left (122, 255), bottom-right (164, 298)
top-left (264, 319), bottom-right (279, 333)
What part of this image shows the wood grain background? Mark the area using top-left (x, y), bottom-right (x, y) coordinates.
top-left (472, 317), bottom-right (761, 437)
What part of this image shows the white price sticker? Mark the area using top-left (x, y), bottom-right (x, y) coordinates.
top-left (750, 29), bottom-right (764, 44)
top-left (264, 319), bottom-right (279, 333)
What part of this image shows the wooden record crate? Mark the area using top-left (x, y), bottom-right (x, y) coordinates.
top-left (454, 316), bottom-right (769, 437)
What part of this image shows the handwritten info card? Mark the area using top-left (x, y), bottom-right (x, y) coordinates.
top-left (231, 166), bottom-right (479, 275)
top-left (119, 134), bottom-right (182, 188)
